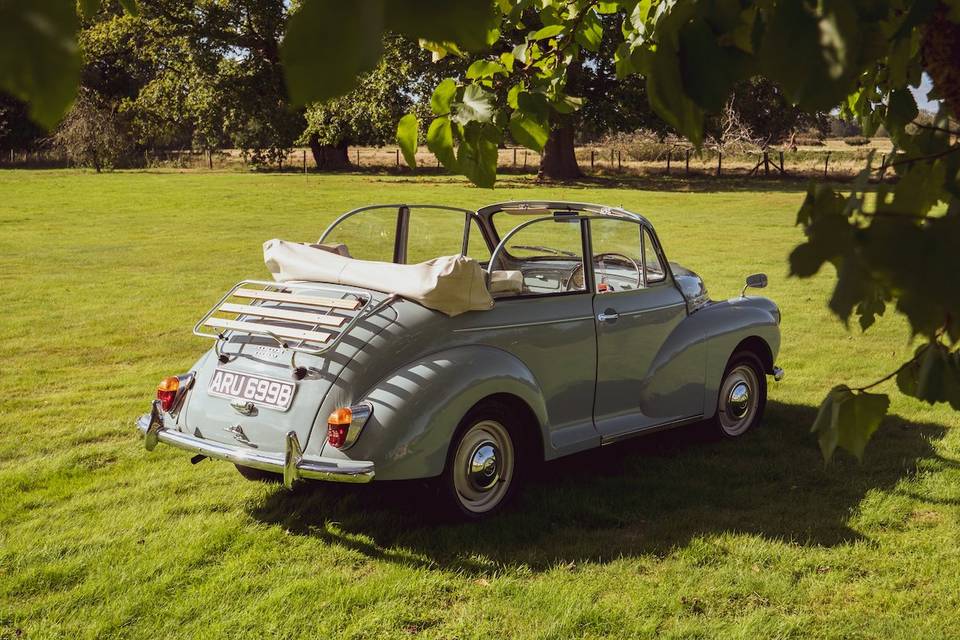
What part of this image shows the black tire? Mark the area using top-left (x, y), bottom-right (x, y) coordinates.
top-left (712, 351), bottom-right (767, 438)
top-left (234, 464), bottom-right (282, 483)
top-left (441, 400), bottom-right (524, 520)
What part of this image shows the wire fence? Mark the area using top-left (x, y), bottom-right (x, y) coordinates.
top-left (0, 143), bottom-right (895, 181)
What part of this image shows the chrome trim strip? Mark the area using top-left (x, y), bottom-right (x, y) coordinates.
top-left (136, 413), bottom-right (374, 485)
top-left (453, 315), bottom-right (594, 333)
top-left (599, 414), bottom-right (703, 445)
top-left (617, 301), bottom-right (687, 317)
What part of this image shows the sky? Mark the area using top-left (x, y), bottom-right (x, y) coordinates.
top-left (911, 73), bottom-right (941, 114)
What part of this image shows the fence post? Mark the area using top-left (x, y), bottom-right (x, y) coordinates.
top-left (779, 150), bottom-right (785, 174)
top-left (666, 151), bottom-right (671, 175)
top-left (685, 149), bottom-right (690, 175)
top-left (302, 150), bottom-right (306, 173)
top-left (590, 149), bottom-right (595, 169)
top-left (523, 149), bottom-right (528, 169)
top-left (617, 151), bottom-right (621, 169)
top-left (395, 148), bottom-right (400, 167)
top-left (880, 153), bottom-right (887, 180)
top-left (824, 151), bottom-right (831, 178)
top-left (716, 152), bottom-right (722, 177)
top-left (513, 148), bottom-right (517, 166)
top-left (763, 151), bottom-right (769, 176)
top-left (610, 149), bottom-right (614, 167)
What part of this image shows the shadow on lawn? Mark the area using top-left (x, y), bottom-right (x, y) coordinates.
top-left (249, 400), bottom-right (946, 574)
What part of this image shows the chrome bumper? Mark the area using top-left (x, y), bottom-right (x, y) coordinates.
top-left (135, 400), bottom-right (374, 487)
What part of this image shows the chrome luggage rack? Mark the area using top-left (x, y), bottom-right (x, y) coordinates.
top-left (194, 280), bottom-right (384, 359)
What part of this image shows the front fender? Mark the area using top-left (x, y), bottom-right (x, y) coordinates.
top-left (344, 345), bottom-right (549, 480)
top-left (696, 296), bottom-right (781, 418)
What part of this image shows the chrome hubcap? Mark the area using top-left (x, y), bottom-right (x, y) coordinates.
top-left (718, 365), bottom-right (759, 436)
top-left (467, 442), bottom-right (500, 491)
top-left (727, 382), bottom-right (750, 419)
top-left (452, 419), bottom-right (514, 514)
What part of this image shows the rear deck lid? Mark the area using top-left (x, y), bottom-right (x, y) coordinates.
top-left (184, 280), bottom-right (396, 453)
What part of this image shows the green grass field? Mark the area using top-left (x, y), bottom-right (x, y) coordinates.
top-left (2, 170), bottom-right (959, 639)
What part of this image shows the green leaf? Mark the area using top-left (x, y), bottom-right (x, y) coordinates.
top-left (531, 24), bottom-right (566, 40)
top-left (0, 0), bottom-right (80, 128)
top-left (898, 343), bottom-right (960, 407)
top-left (645, 46), bottom-right (704, 147)
top-left (887, 88), bottom-right (918, 132)
top-left (431, 78), bottom-right (457, 116)
top-left (457, 122), bottom-right (499, 189)
top-left (384, 0), bottom-right (499, 51)
top-left (758, 0), bottom-right (863, 111)
top-left (509, 111), bottom-right (549, 152)
top-left (453, 84), bottom-right (495, 125)
top-left (396, 113), bottom-right (418, 169)
top-left (679, 18), bottom-right (752, 112)
top-left (512, 42), bottom-right (528, 64)
top-left (282, 0), bottom-right (385, 105)
top-left (466, 60), bottom-right (506, 79)
top-left (80, 0), bottom-right (100, 19)
top-left (118, 0), bottom-right (138, 16)
top-left (574, 9), bottom-right (603, 52)
top-left (426, 116), bottom-right (456, 171)
top-left (499, 52), bottom-right (515, 72)
top-left (829, 252), bottom-right (872, 325)
top-left (811, 385), bottom-right (890, 462)
top-left (551, 94), bottom-right (583, 114)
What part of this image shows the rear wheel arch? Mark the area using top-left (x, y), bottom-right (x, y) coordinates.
top-left (449, 393), bottom-right (544, 465)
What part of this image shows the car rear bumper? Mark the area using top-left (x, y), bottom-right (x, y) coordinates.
top-left (135, 400), bottom-right (374, 487)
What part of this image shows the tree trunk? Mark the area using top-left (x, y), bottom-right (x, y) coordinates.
top-left (922, 4), bottom-right (960, 119)
top-left (538, 59), bottom-right (582, 181)
top-left (308, 134), bottom-right (351, 170)
top-left (538, 117), bottom-right (582, 180)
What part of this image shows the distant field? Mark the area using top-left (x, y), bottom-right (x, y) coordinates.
top-left (1, 170), bottom-right (958, 639)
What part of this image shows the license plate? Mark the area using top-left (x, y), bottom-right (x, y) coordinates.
top-left (207, 368), bottom-right (296, 412)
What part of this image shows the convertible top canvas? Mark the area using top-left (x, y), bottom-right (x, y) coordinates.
top-left (262, 239), bottom-right (494, 316)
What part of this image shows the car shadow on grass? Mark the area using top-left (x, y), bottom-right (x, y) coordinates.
top-left (248, 400), bottom-right (946, 575)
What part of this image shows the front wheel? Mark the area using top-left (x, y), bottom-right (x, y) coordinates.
top-left (442, 401), bottom-right (521, 519)
top-left (712, 351), bottom-right (767, 438)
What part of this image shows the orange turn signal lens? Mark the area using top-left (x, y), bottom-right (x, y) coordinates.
top-left (327, 407), bottom-right (352, 426)
top-left (327, 407), bottom-right (353, 448)
top-left (157, 376), bottom-right (180, 412)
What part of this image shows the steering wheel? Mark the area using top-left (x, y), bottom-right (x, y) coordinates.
top-left (567, 252), bottom-right (642, 291)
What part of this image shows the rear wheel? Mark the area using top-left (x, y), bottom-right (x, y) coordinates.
top-left (713, 351), bottom-right (767, 438)
top-left (235, 464), bottom-right (282, 483)
top-left (442, 401), bottom-right (522, 519)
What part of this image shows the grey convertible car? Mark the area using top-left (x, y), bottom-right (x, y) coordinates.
top-left (137, 201), bottom-right (782, 518)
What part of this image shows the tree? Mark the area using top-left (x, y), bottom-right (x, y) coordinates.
top-left (301, 35), bottom-right (434, 170)
top-left (0, 93), bottom-right (45, 152)
top-left (5, 0), bottom-right (960, 459)
top-left (53, 88), bottom-right (133, 172)
top-left (75, 0), bottom-right (301, 166)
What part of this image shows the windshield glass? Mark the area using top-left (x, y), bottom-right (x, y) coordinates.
top-left (322, 206), bottom-right (486, 264)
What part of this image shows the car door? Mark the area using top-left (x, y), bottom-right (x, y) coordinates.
top-left (589, 218), bottom-right (706, 440)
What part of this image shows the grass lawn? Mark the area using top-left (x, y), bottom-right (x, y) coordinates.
top-left (2, 170), bottom-right (959, 639)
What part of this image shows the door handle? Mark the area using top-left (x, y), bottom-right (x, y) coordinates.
top-left (597, 309), bottom-right (619, 323)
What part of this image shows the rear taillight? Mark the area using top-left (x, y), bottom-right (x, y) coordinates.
top-left (327, 408), bottom-right (351, 448)
top-left (326, 403), bottom-right (372, 449)
top-left (157, 376), bottom-right (180, 411)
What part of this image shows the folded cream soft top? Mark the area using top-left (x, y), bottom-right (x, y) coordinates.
top-left (263, 239), bottom-right (494, 317)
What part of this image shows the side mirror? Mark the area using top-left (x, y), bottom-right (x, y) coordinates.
top-left (741, 273), bottom-right (768, 296)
